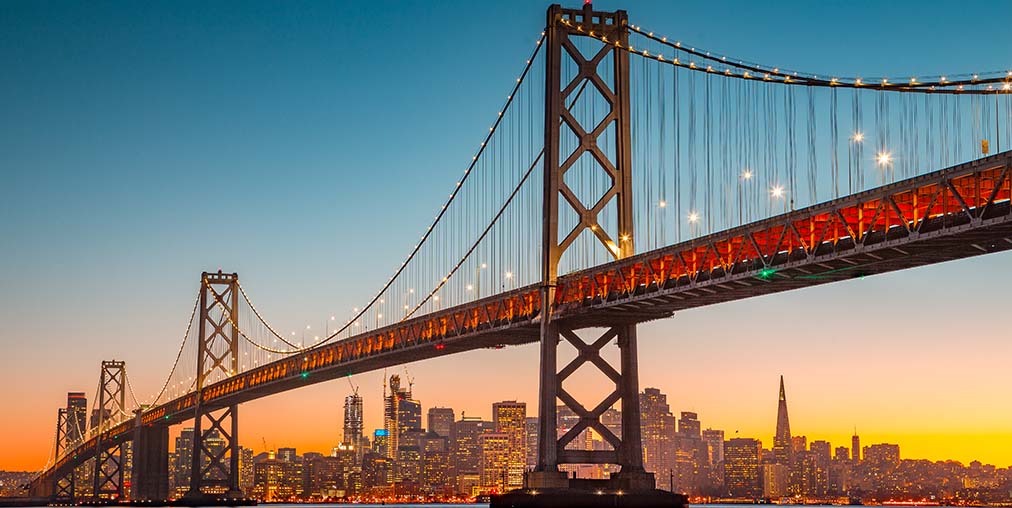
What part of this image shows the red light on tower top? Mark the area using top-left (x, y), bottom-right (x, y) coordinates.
top-left (584, 0), bottom-right (592, 5)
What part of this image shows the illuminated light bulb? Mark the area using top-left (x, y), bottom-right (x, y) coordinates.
top-left (433, 295), bottom-right (439, 301)
top-left (620, 234), bottom-right (631, 242)
top-left (771, 185), bottom-right (785, 198)
top-left (481, 263), bottom-right (487, 269)
top-left (505, 271), bottom-right (513, 279)
top-left (659, 200), bottom-right (667, 208)
top-left (742, 169), bottom-right (753, 180)
top-left (910, 77), bottom-right (917, 84)
top-left (466, 284), bottom-right (473, 291)
top-left (941, 76), bottom-right (947, 82)
top-left (876, 151), bottom-right (893, 167)
top-left (1004, 83), bottom-right (1011, 91)
top-left (852, 132), bottom-right (865, 143)
top-left (687, 211), bottom-right (700, 223)
top-left (855, 78), bottom-right (863, 85)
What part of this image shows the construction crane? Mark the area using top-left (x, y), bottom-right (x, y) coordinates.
top-left (402, 367), bottom-right (415, 395)
top-left (346, 374), bottom-right (358, 396)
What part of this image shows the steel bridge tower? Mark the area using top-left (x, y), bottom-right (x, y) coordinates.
top-left (185, 271), bottom-right (243, 499)
top-left (91, 360), bottom-right (127, 500)
top-left (530, 2), bottom-right (654, 493)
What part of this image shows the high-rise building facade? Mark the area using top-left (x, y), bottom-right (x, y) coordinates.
top-left (343, 393), bottom-right (364, 462)
top-left (525, 417), bottom-right (539, 470)
top-left (773, 376), bottom-right (792, 465)
top-left (427, 407), bottom-right (454, 438)
top-left (725, 438), bottom-right (762, 499)
top-left (173, 428), bottom-right (194, 498)
top-left (384, 375), bottom-right (421, 461)
top-left (702, 429), bottom-right (725, 465)
top-left (492, 401), bottom-right (526, 490)
top-left (452, 416), bottom-right (493, 494)
top-left (66, 392), bottom-right (88, 443)
top-left (640, 387), bottom-right (676, 491)
top-left (478, 433), bottom-right (510, 495)
top-left (851, 433), bottom-right (861, 464)
top-left (239, 446), bottom-right (254, 495)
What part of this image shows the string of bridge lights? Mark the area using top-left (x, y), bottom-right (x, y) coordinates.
top-left (224, 30), bottom-right (550, 358)
top-left (557, 18), bottom-right (1012, 94)
top-left (139, 293), bottom-right (199, 408)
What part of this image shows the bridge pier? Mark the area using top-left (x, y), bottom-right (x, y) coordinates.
top-left (92, 360), bottom-right (127, 501)
top-left (130, 410), bottom-right (169, 501)
top-left (505, 4), bottom-right (683, 507)
top-left (184, 272), bottom-right (243, 501)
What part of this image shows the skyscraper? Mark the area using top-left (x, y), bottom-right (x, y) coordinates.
top-left (173, 428), bottom-right (194, 498)
top-left (343, 393), bottom-right (364, 462)
top-left (851, 432), bottom-right (861, 464)
top-left (492, 401), bottom-right (526, 490)
top-left (525, 417), bottom-right (539, 470)
top-left (452, 416), bottom-right (493, 494)
top-left (640, 387), bottom-right (676, 491)
top-left (427, 407), bottom-right (454, 438)
top-left (773, 375), bottom-right (792, 465)
top-left (702, 429), bottom-right (725, 465)
top-left (384, 375), bottom-right (421, 460)
top-left (725, 438), bottom-right (762, 499)
top-left (66, 392), bottom-right (88, 443)
top-left (478, 433), bottom-right (510, 495)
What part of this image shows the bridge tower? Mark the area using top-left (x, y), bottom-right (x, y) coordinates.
top-left (52, 408), bottom-right (75, 500)
top-left (185, 271), bottom-right (242, 499)
top-left (531, 2), bottom-right (654, 493)
top-left (91, 360), bottom-right (127, 500)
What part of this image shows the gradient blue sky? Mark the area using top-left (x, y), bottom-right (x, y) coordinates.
top-left (3, 0), bottom-right (1012, 470)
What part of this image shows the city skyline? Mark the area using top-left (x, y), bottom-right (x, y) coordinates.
top-left (26, 378), bottom-right (1009, 503)
top-left (4, 0), bottom-right (1012, 483)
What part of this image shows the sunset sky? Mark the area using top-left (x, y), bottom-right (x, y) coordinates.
top-left (3, 0), bottom-right (1012, 472)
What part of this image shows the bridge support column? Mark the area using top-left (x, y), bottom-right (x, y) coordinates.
top-left (53, 471), bottom-right (74, 501)
top-left (516, 5), bottom-right (683, 507)
top-left (92, 360), bottom-right (127, 501)
top-left (185, 271), bottom-right (243, 500)
top-left (131, 410), bottom-right (169, 501)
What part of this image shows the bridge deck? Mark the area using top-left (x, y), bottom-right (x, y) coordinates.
top-left (38, 151), bottom-right (1012, 487)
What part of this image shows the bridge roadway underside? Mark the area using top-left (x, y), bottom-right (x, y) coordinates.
top-left (37, 152), bottom-right (1012, 494)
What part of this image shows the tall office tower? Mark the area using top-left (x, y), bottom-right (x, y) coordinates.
top-left (173, 428), bottom-right (195, 497)
top-left (343, 393), bottom-right (364, 461)
top-left (478, 433), bottom-right (510, 494)
top-left (809, 440), bottom-right (832, 496)
top-left (702, 429), bottom-right (725, 465)
top-left (773, 376), bottom-right (792, 464)
top-left (678, 412), bottom-right (701, 438)
top-left (834, 446), bottom-right (850, 462)
top-left (640, 388), bottom-right (676, 491)
top-left (724, 438), bottom-right (763, 499)
top-left (525, 417), bottom-right (539, 470)
top-left (427, 407), bottom-right (455, 438)
top-left (384, 375), bottom-right (421, 460)
top-left (492, 401), bottom-right (526, 490)
top-left (66, 392), bottom-right (88, 443)
top-left (239, 446), bottom-right (255, 495)
top-left (673, 412), bottom-right (707, 494)
top-left (851, 432), bottom-right (861, 463)
top-left (421, 432), bottom-right (450, 495)
top-left (452, 416), bottom-right (493, 493)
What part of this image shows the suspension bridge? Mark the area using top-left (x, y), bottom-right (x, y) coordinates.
top-left (28, 2), bottom-right (1012, 504)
